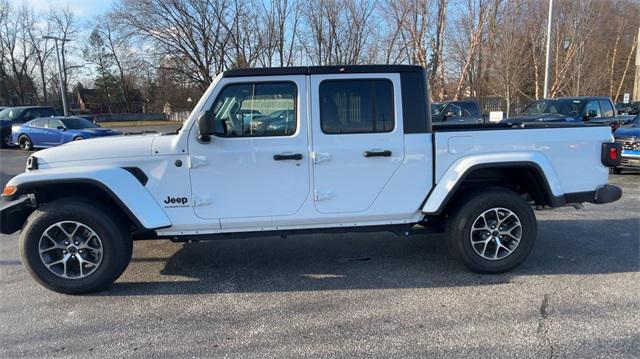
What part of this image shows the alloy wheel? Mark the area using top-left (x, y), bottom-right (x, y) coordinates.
top-left (19, 136), bottom-right (31, 150)
top-left (38, 221), bottom-right (104, 279)
top-left (469, 207), bottom-right (522, 260)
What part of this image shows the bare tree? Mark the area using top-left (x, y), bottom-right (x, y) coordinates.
top-left (491, 0), bottom-right (528, 115)
top-left (0, 2), bottom-right (37, 105)
top-left (26, 9), bottom-right (54, 104)
top-left (302, 0), bottom-right (375, 65)
top-left (449, 0), bottom-right (499, 100)
top-left (49, 5), bottom-right (80, 97)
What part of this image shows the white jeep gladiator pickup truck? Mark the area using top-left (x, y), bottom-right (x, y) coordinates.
top-left (1, 65), bottom-right (622, 294)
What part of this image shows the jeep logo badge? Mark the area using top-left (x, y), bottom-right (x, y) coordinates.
top-left (164, 196), bottom-right (189, 207)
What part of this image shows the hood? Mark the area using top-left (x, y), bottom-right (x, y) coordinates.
top-left (614, 126), bottom-right (640, 139)
top-left (78, 128), bottom-right (122, 135)
top-left (502, 113), bottom-right (573, 123)
top-left (35, 134), bottom-right (157, 165)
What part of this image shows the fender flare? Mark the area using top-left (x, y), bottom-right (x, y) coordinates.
top-left (6, 166), bottom-right (172, 230)
top-left (422, 152), bottom-right (563, 214)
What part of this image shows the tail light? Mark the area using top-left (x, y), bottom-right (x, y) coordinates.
top-left (610, 122), bottom-right (620, 131)
top-left (601, 142), bottom-right (621, 167)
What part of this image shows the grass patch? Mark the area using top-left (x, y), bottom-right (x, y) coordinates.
top-left (99, 120), bottom-right (179, 128)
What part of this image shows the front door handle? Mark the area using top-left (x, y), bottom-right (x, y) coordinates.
top-left (274, 153), bottom-right (303, 161)
top-left (364, 150), bottom-right (392, 158)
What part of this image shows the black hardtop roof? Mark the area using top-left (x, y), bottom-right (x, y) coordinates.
top-left (432, 100), bottom-right (479, 105)
top-left (32, 116), bottom-right (85, 120)
top-left (3, 106), bottom-right (55, 111)
top-left (544, 96), bottom-right (612, 101)
top-left (223, 65), bottom-right (424, 78)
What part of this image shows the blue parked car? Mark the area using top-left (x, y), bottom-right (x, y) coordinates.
top-left (11, 116), bottom-right (122, 150)
top-left (612, 115), bottom-right (640, 174)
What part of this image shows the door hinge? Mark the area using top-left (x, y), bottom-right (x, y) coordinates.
top-left (314, 190), bottom-right (333, 201)
top-left (189, 156), bottom-right (208, 169)
top-left (193, 195), bottom-right (212, 207)
top-left (311, 152), bottom-right (331, 164)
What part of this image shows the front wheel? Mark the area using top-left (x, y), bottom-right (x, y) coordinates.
top-left (18, 135), bottom-right (33, 150)
top-left (19, 199), bottom-right (132, 294)
top-left (446, 187), bottom-right (537, 273)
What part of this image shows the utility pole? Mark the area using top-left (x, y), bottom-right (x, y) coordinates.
top-left (543, 0), bottom-right (554, 99)
top-left (634, 27), bottom-right (640, 101)
top-left (42, 36), bottom-right (70, 116)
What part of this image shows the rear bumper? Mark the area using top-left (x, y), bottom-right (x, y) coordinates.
top-left (0, 195), bottom-right (36, 234)
top-left (552, 185), bottom-right (622, 207)
top-left (592, 184), bottom-right (622, 204)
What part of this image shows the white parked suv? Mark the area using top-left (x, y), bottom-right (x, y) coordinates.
top-left (0, 65), bottom-right (622, 294)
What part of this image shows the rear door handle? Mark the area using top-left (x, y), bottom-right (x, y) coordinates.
top-left (363, 150), bottom-right (392, 158)
top-left (273, 153), bottom-right (303, 161)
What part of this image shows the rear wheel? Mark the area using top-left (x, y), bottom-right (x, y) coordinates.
top-left (73, 136), bottom-right (84, 141)
top-left (446, 187), bottom-right (537, 273)
top-left (19, 198), bottom-right (132, 294)
top-left (18, 135), bottom-right (33, 150)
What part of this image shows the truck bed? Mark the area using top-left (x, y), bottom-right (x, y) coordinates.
top-left (432, 124), bottom-right (612, 196)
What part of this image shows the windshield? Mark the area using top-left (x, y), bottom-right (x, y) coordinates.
top-left (0, 108), bottom-right (20, 120)
top-left (522, 99), bottom-right (585, 117)
top-left (431, 103), bottom-right (446, 116)
top-left (61, 118), bottom-right (98, 129)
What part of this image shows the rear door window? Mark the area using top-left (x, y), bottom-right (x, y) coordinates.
top-left (599, 100), bottom-right (615, 117)
top-left (319, 79), bottom-right (394, 134)
top-left (460, 102), bottom-right (478, 116)
top-left (30, 119), bottom-right (47, 128)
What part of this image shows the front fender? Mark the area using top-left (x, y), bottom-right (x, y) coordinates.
top-left (422, 152), bottom-right (563, 214)
top-left (5, 166), bottom-right (172, 230)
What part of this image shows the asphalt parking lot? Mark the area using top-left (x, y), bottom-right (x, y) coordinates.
top-left (0, 133), bottom-right (638, 358)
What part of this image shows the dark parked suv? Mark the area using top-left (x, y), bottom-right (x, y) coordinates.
top-left (431, 100), bottom-right (485, 126)
top-left (0, 106), bottom-right (57, 148)
top-left (503, 96), bottom-right (620, 129)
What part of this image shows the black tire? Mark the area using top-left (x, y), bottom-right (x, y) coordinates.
top-left (18, 135), bottom-right (33, 151)
top-left (73, 136), bottom-right (84, 141)
top-left (445, 187), bottom-right (537, 273)
top-left (611, 167), bottom-right (623, 174)
top-left (19, 198), bottom-right (132, 294)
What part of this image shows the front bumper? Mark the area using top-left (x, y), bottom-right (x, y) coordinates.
top-left (618, 151), bottom-right (640, 169)
top-left (0, 195), bottom-right (36, 234)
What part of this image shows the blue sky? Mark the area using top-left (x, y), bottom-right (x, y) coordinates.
top-left (18, 0), bottom-right (114, 19)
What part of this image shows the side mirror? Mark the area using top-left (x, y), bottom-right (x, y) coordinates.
top-left (56, 126), bottom-right (66, 130)
top-left (197, 111), bottom-right (215, 142)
